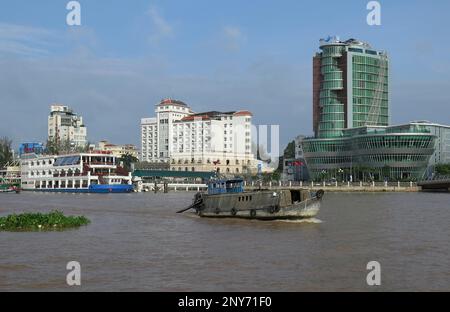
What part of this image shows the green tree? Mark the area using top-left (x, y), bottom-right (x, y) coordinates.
top-left (273, 140), bottom-right (296, 174)
top-left (0, 137), bottom-right (13, 167)
top-left (46, 138), bottom-right (87, 155)
top-left (283, 140), bottom-right (296, 159)
top-left (119, 153), bottom-right (139, 172)
top-left (435, 163), bottom-right (450, 175)
top-left (45, 137), bottom-right (60, 155)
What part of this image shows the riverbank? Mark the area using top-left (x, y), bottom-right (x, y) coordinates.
top-left (245, 186), bottom-right (420, 193)
top-left (139, 181), bottom-right (423, 193)
top-left (244, 181), bottom-right (422, 193)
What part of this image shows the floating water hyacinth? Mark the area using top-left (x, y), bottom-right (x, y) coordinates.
top-left (0, 211), bottom-right (90, 231)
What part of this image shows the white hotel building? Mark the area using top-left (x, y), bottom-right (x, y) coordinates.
top-left (141, 99), bottom-right (256, 174)
top-left (141, 99), bottom-right (194, 162)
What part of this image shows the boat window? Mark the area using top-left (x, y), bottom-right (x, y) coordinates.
top-left (290, 190), bottom-right (301, 203)
top-left (250, 196), bottom-right (252, 201)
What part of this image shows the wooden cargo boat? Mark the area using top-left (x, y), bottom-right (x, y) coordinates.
top-left (178, 179), bottom-right (324, 220)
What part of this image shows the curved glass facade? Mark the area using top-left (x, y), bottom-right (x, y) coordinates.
top-left (302, 125), bottom-right (436, 181)
top-left (317, 44), bottom-right (346, 138)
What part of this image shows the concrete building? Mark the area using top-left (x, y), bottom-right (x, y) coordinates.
top-left (170, 111), bottom-right (256, 174)
top-left (97, 140), bottom-right (139, 159)
top-left (303, 37), bottom-right (435, 181)
top-left (141, 117), bottom-right (157, 162)
top-left (282, 158), bottom-right (309, 182)
top-left (141, 99), bottom-right (257, 174)
top-left (141, 99), bottom-right (193, 162)
top-left (294, 135), bottom-right (305, 159)
top-left (48, 105), bottom-right (87, 148)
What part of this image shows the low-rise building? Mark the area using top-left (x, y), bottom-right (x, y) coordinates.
top-left (98, 140), bottom-right (139, 159)
top-left (19, 143), bottom-right (44, 156)
top-left (283, 159), bottom-right (309, 182)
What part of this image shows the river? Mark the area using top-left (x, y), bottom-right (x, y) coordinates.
top-left (0, 191), bottom-right (449, 291)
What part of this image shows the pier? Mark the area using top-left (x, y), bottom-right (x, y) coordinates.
top-left (417, 176), bottom-right (450, 192)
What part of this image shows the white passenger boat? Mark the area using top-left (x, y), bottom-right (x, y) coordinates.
top-left (20, 152), bottom-right (133, 193)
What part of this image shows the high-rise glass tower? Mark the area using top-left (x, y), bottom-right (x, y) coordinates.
top-left (303, 37), bottom-right (435, 181)
top-left (313, 37), bottom-right (389, 138)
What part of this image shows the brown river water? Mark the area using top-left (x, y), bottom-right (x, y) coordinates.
top-left (0, 191), bottom-right (449, 291)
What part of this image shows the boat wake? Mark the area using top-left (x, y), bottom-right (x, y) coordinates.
top-left (275, 218), bottom-right (323, 224)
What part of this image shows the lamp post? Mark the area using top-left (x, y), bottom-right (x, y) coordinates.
top-left (338, 168), bottom-right (344, 183)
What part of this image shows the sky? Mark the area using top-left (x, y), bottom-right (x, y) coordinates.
top-left (1, 0), bottom-right (450, 151)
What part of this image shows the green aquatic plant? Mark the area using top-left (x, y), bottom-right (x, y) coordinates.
top-left (0, 211), bottom-right (90, 232)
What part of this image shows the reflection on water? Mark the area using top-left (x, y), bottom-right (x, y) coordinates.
top-left (0, 191), bottom-right (449, 291)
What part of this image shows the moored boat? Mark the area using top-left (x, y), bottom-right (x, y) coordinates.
top-left (0, 185), bottom-right (21, 193)
top-left (20, 152), bottom-right (133, 193)
top-left (0, 168), bottom-right (21, 193)
top-left (178, 179), bottom-right (324, 220)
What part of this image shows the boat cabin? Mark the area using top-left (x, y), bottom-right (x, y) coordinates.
top-left (207, 179), bottom-right (244, 195)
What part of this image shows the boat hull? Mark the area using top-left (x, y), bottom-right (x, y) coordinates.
top-left (0, 189), bottom-right (19, 194)
top-left (193, 189), bottom-right (322, 220)
top-left (27, 184), bottom-right (134, 194)
top-left (199, 200), bottom-right (320, 220)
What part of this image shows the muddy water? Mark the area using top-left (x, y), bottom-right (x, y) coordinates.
top-left (0, 192), bottom-right (449, 291)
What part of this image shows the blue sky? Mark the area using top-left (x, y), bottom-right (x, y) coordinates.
top-left (1, 0), bottom-right (450, 150)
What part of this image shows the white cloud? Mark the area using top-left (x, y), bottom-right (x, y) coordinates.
top-left (147, 6), bottom-right (174, 43)
top-left (223, 26), bottom-right (246, 51)
top-left (0, 23), bottom-right (57, 56)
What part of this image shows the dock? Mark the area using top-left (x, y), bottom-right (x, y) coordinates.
top-left (417, 176), bottom-right (450, 192)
